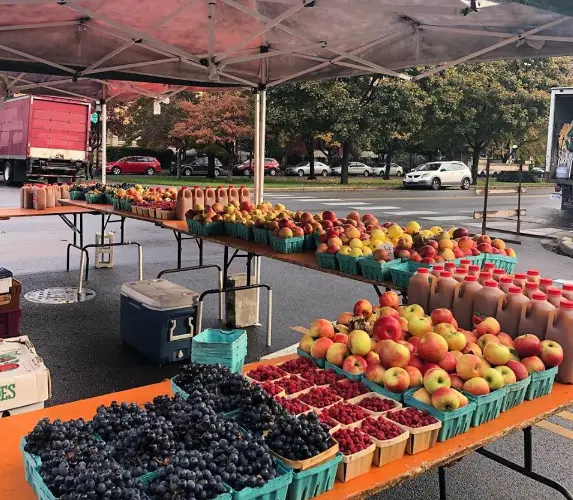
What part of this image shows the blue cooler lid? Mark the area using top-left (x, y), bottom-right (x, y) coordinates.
top-left (121, 279), bottom-right (199, 311)
top-left (0, 268), bottom-right (13, 280)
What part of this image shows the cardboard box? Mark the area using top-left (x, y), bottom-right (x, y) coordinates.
top-left (0, 336), bottom-right (51, 413)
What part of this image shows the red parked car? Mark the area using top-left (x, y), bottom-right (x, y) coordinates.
top-left (106, 156), bottom-right (162, 175)
top-left (233, 158), bottom-right (280, 176)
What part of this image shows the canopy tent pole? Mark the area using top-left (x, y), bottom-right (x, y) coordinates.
top-left (258, 89), bottom-right (266, 203)
top-left (253, 91), bottom-right (261, 204)
top-left (101, 92), bottom-right (107, 185)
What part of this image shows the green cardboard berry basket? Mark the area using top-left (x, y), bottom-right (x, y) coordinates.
top-left (230, 461), bottom-right (293, 500)
top-left (303, 234), bottom-right (316, 251)
top-left (361, 377), bottom-right (404, 403)
top-left (466, 254), bottom-right (485, 267)
top-left (69, 190), bottom-right (85, 200)
top-left (270, 235), bottom-right (305, 254)
top-left (359, 256), bottom-right (397, 282)
top-left (336, 254), bottom-right (364, 276)
top-left (279, 453), bottom-right (342, 500)
top-left (170, 376), bottom-right (190, 399)
top-left (324, 361), bottom-right (362, 381)
top-left (482, 254), bottom-right (517, 274)
top-left (525, 367), bottom-right (558, 400)
top-left (253, 227), bottom-right (269, 245)
top-left (85, 193), bottom-right (103, 204)
top-left (236, 224), bottom-right (254, 241)
top-left (463, 387), bottom-right (506, 427)
top-left (315, 252), bottom-right (338, 270)
top-left (388, 260), bottom-right (425, 289)
top-left (225, 222), bottom-right (239, 237)
top-left (403, 388), bottom-right (476, 441)
top-left (297, 347), bottom-right (325, 368)
top-left (187, 219), bottom-right (225, 237)
top-left (501, 377), bottom-right (531, 411)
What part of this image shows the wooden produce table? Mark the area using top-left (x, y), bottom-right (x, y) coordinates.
top-left (1, 355), bottom-right (573, 500)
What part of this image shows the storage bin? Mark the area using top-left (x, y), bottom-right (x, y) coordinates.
top-left (187, 219), bottom-right (225, 237)
top-left (0, 307), bottom-right (21, 338)
top-left (336, 443), bottom-right (376, 482)
top-left (281, 453), bottom-right (342, 500)
top-left (270, 235), bottom-right (305, 254)
top-left (403, 388), bottom-right (475, 441)
top-left (336, 254), bottom-right (364, 276)
top-left (315, 252), bottom-right (337, 270)
top-left (389, 260), bottom-right (431, 289)
top-left (463, 388), bottom-right (506, 426)
top-left (0, 279), bottom-right (21, 313)
top-left (271, 442), bottom-right (339, 471)
top-left (525, 367), bottom-right (557, 400)
top-left (120, 279), bottom-right (199, 365)
top-left (225, 222), bottom-right (239, 237)
top-left (303, 234), bottom-right (316, 251)
top-left (501, 377), bottom-right (531, 411)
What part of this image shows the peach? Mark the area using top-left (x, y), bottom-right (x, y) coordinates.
top-left (380, 341), bottom-right (411, 368)
top-left (462, 342), bottom-right (482, 356)
top-left (310, 337), bottom-right (334, 359)
top-left (310, 319), bottom-right (335, 339)
top-left (412, 387), bottom-right (431, 405)
top-left (491, 238), bottom-right (506, 251)
top-left (326, 343), bottom-right (350, 367)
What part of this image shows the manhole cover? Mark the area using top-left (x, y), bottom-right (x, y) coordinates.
top-left (25, 287), bottom-right (96, 304)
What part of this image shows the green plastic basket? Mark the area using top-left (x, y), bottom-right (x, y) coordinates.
top-left (253, 227), bottom-right (269, 245)
top-left (403, 388), bottom-right (475, 441)
top-left (20, 438), bottom-right (40, 484)
top-left (225, 222), bottom-right (239, 237)
top-left (463, 387), bottom-right (506, 426)
top-left (296, 348), bottom-right (325, 368)
top-left (120, 199), bottom-right (132, 211)
top-left (388, 260), bottom-right (425, 289)
top-left (482, 254), bottom-right (517, 274)
top-left (187, 219), bottom-right (225, 237)
top-left (191, 329), bottom-right (248, 373)
top-left (69, 190), bottom-right (85, 200)
top-left (236, 224), bottom-right (254, 241)
top-left (280, 453), bottom-right (342, 500)
top-left (324, 361), bottom-right (362, 381)
top-left (231, 461), bottom-right (293, 500)
top-left (85, 193), bottom-right (103, 204)
top-left (170, 376), bottom-right (190, 399)
top-left (270, 235), bottom-right (305, 254)
top-left (111, 197), bottom-right (121, 210)
top-left (303, 234), bottom-right (316, 251)
top-left (525, 367), bottom-right (558, 400)
top-left (466, 254), bottom-right (485, 267)
top-left (361, 377), bottom-right (404, 403)
top-left (336, 254), bottom-right (364, 276)
top-left (359, 256), bottom-right (397, 282)
top-left (501, 377), bottom-right (531, 412)
top-left (315, 252), bottom-right (338, 270)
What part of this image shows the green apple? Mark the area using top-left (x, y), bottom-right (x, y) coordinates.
top-left (482, 367), bottom-right (505, 390)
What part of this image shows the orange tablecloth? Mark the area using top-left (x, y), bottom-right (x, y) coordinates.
top-left (2, 357), bottom-right (572, 500)
top-left (0, 206), bottom-right (94, 220)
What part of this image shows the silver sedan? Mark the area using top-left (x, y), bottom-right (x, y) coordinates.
top-left (285, 161), bottom-right (331, 177)
top-left (331, 162), bottom-right (375, 176)
top-left (372, 163), bottom-right (404, 177)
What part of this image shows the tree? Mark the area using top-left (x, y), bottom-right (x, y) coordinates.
top-left (171, 92), bottom-right (252, 179)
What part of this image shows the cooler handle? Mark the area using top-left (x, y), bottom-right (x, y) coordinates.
top-left (168, 318), bottom-right (194, 342)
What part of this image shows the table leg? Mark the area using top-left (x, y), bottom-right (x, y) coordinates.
top-left (438, 467), bottom-right (447, 500)
top-left (246, 253), bottom-right (253, 286)
top-left (476, 426), bottom-right (573, 500)
top-left (174, 231), bottom-right (182, 269)
top-left (223, 246), bottom-right (229, 288)
top-left (121, 217), bottom-right (125, 243)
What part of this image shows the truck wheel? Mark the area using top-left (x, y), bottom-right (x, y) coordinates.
top-left (3, 162), bottom-right (14, 186)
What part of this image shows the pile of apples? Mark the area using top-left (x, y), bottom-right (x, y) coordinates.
top-left (299, 293), bottom-right (563, 413)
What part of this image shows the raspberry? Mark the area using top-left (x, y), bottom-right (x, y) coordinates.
top-left (332, 428), bottom-right (372, 455)
top-left (275, 375), bottom-right (313, 395)
top-left (323, 402), bottom-right (368, 425)
top-left (298, 387), bottom-right (342, 408)
top-left (247, 365), bottom-right (286, 382)
top-left (318, 413), bottom-right (339, 430)
top-left (356, 396), bottom-right (397, 413)
top-left (299, 369), bottom-right (343, 386)
top-left (279, 357), bottom-right (316, 374)
top-left (360, 416), bottom-right (405, 441)
top-left (274, 396), bottom-right (310, 415)
top-left (259, 381), bottom-right (284, 397)
top-left (330, 380), bottom-right (369, 400)
top-left (386, 407), bottom-right (438, 428)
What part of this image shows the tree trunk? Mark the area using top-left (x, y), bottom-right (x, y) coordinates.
top-left (471, 145), bottom-right (481, 185)
top-left (176, 147), bottom-right (182, 180)
top-left (340, 139), bottom-right (350, 185)
top-left (384, 145), bottom-right (394, 180)
top-left (306, 138), bottom-right (316, 180)
top-left (207, 151), bottom-right (216, 179)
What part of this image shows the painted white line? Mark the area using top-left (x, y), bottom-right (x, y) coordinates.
top-left (266, 195), bottom-right (296, 198)
top-left (294, 198), bottom-right (342, 202)
top-left (554, 279), bottom-right (573, 286)
top-left (522, 227), bottom-right (562, 236)
top-left (260, 343), bottom-right (299, 360)
top-left (421, 216), bottom-right (474, 222)
top-left (382, 210), bottom-right (439, 216)
top-left (485, 222), bottom-right (520, 230)
top-left (325, 201), bottom-right (370, 206)
top-left (351, 206), bottom-right (401, 210)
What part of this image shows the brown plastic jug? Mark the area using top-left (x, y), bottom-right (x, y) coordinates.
top-left (473, 280), bottom-right (505, 326)
top-left (523, 281), bottom-right (539, 299)
top-left (546, 299), bottom-right (573, 383)
top-left (407, 267), bottom-right (432, 313)
top-left (483, 262), bottom-right (495, 273)
top-left (539, 278), bottom-right (553, 295)
top-left (430, 265), bottom-right (444, 278)
top-left (45, 186), bottom-right (56, 208)
top-left (547, 287), bottom-right (563, 307)
top-left (518, 291), bottom-right (556, 340)
top-left (498, 275), bottom-right (515, 293)
top-left (21, 185), bottom-right (34, 208)
top-left (562, 284), bottom-right (573, 302)
top-left (33, 185), bottom-right (47, 210)
top-left (216, 186), bottom-right (228, 206)
top-left (478, 271), bottom-right (493, 286)
top-left (454, 268), bottom-right (468, 282)
top-left (444, 262), bottom-right (456, 274)
top-left (176, 187), bottom-right (194, 221)
top-left (204, 187), bottom-right (217, 207)
top-left (452, 275), bottom-right (483, 331)
top-left (228, 185), bottom-right (239, 205)
top-left (429, 271), bottom-right (459, 312)
top-left (239, 185), bottom-right (250, 204)
top-left (492, 268), bottom-right (505, 282)
top-left (59, 184), bottom-right (70, 200)
top-left (496, 285), bottom-right (530, 338)
top-left (459, 259), bottom-right (471, 271)
top-left (527, 269), bottom-right (540, 284)
top-left (513, 273), bottom-right (527, 289)
top-left (192, 186), bottom-right (205, 210)
top-left (468, 265), bottom-right (480, 277)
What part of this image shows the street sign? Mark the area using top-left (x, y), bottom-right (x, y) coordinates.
top-left (90, 112), bottom-right (99, 124)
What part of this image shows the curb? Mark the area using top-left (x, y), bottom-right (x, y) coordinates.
top-left (559, 237), bottom-right (573, 257)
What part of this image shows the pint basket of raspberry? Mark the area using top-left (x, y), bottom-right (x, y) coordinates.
top-left (245, 365), bottom-right (287, 384)
top-left (332, 428), bottom-right (376, 482)
top-left (298, 387), bottom-right (342, 411)
top-left (385, 408), bottom-right (442, 455)
top-left (330, 379), bottom-right (370, 401)
top-left (359, 416), bottom-right (410, 467)
top-left (347, 392), bottom-right (402, 417)
top-left (299, 368), bottom-right (344, 386)
top-left (274, 396), bottom-right (312, 416)
top-left (322, 402), bottom-right (369, 429)
top-left (296, 347), bottom-right (326, 368)
top-left (260, 381), bottom-right (286, 398)
top-left (278, 356), bottom-right (317, 376)
top-left (275, 375), bottom-right (314, 399)
top-left (403, 387), bottom-right (476, 442)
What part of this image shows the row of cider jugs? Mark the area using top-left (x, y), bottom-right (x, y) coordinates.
top-left (175, 185), bottom-right (251, 221)
top-left (21, 184), bottom-right (70, 210)
top-left (408, 265), bottom-right (573, 384)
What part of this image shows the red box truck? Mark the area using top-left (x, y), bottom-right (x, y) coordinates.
top-left (0, 95), bottom-right (90, 185)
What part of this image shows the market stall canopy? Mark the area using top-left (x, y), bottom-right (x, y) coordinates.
top-left (0, 0), bottom-right (572, 101)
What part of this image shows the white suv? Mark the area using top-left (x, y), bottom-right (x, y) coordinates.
top-left (403, 161), bottom-right (472, 190)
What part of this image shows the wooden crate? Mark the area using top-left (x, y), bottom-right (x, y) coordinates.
top-left (336, 443), bottom-right (376, 482)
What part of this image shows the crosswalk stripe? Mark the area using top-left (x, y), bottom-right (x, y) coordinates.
top-left (382, 210), bottom-right (439, 216)
top-left (293, 198), bottom-right (342, 202)
top-left (325, 201), bottom-right (370, 206)
top-left (421, 216), bottom-right (474, 222)
top-left (351, 206), bottom-right (401, 210)
top-left (536, 420), bottom-right (573, 440)
top-left (557, 411), bottom-right (573, 422)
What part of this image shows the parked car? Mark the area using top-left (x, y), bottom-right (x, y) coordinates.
top-left (233, 158), bottom-right (280, 176)
top-left (403, 161), bottom-right (471, 190)
top-left (107, 156), bottom-right (161, 176)
top-left (372, 163), bottom-right (404, 177)
top-left (170, 156), bottom-right (226, 177)
top-left (331, 162), bottom-right (375, 176)
top-left (285, 161), bottom-right (331, 177)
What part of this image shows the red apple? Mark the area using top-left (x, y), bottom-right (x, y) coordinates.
top-left (521, 356), bottom-right (545, 374)
top-left (506, 360), bottom-right (530, 381)
top-left (332, 333), bottom-right (349, 345)
top-left (383, 367), bottom-right (410, 393)
top-left (353, 300), bottom-right (373, 318)
top-left (408, 353), bottom-right (425, 371)
top-left (405, 366), bottom-right (423, 387)
top-left (379, 291), bottom-right (400, 309)
top-left (540, 340), bottom-right (564, 368)
top-left (380, 340), bottom-right (411, 368)
top-left (431, 308), bottom-right (455, 325)
top-left (438, 352), bottom-right (457, 373)
top-left (342, 355), bottom-right (368, 375)
top-left (449, 373), bottom-right (464, 390)
top-left (417, 332), bottom-right (449, 363)
top-left (373, 316), bottom-right (402, 342)
top-left (514, 334), bottom-right (542, 358)
top-left (365, 363), bottom-right (386, 384)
